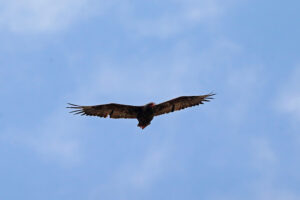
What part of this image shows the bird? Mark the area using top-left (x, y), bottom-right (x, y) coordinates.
top-left (67, 93), bottom-right (215, 129)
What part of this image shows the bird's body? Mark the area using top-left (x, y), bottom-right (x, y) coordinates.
top-left (136, 103), bottom-right (155, 129)
top-left (67, 93), bottom-right (215, 129)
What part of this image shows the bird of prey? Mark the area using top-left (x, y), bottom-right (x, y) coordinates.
top-left (67, 93), bottom-right (215, 129)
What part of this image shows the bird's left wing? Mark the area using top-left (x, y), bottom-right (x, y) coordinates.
top-left (67, 103), bottom-right (141, 119)
top-left (153, 93), bottom-right (215, 116)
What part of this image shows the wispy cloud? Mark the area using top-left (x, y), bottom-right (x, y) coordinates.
top-left (250, 138), bottom-right (277, 172)
top-left (209, 137), bottom-right (300, 200)
top-left (0, 0), bottom-right (97, 33)
top-left (28, 111), bottom-right (82, 165)
top-left (89, 144), bottom-right (170, 199)
top-left (119, 147), bottom-right (169, 189)
top-left (255, 187), bottom-right (300, 200)
top-left (0, 0), bottom-right (236, 35)
top-left (2, 108), bottom-right (83, 166)
top-left (276, 65), bottom-right (300, 122)
top-left (117, 0), bottom-right (235, 38)
top-left (224, 64), bottom-right (265, 126)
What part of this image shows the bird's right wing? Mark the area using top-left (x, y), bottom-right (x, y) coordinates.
top-left (67, 103), bottom-right (142, 119)
top-left (153, 93), bottom-right (215, 116)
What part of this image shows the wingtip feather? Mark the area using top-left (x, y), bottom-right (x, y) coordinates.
top-left (204, 92), bottom-right (216, 100)
top-left (66, 103), bottom-right (82, 109)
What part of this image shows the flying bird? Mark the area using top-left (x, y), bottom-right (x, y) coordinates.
top-left (67, 93), bottom-right (215, 129)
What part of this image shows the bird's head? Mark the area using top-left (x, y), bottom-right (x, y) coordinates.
top-left (146, 102), bottom-right (155, 108)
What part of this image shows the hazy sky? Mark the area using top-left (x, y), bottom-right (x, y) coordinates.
top-left (1, 0), bottom-right (300, 199)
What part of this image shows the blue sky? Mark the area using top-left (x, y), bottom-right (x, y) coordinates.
top-left (1, 0), bottom-right (300, 199)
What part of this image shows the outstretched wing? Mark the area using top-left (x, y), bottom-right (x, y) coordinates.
top-left (67, 103), bottom-right (142, 119)
top-left (153, 93), bottom-right (215, 116)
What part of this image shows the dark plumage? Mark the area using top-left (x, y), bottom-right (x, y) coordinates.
top-left (67, 93), bottom-right (215, 129)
